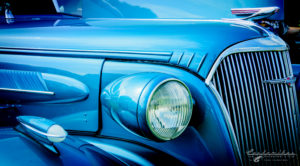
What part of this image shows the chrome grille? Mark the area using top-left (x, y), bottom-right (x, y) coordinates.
top-left (211, 51), bottom-right (299, 165)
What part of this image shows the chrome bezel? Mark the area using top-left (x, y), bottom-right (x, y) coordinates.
top-left (145, 78), bottom-right (193, 141)
top-left (205, 36), bottom-right (299, 165)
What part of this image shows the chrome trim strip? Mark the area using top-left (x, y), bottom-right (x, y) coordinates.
top-left (244, 52), bottom-right (261, 152)
top-left (232, 54), bottom-right (249, 154)
top-left (285, 51), bottom-right (300, 164)
top-left (286, 51), bottom-right (300, 153)
top-left (240, 53), bottom-right (257, 151)
top-left (205, 36), bottom-right (287, 85)
top-left (278, 52), bottom-right (294, 152)
top-left (209, 83), bottom-right (243, 165)
top-left (222, 59), bottom-right (237, 132)
top-left (205, 37), bottom-right (300, 165)
top-left (219, 64), bottom-right (230, 113)
top-left (51, 0), bottom-right (60, 13)
top-left (248, 53), bottom-right (266, 151)
top-left (20, 122), bottom-right (66, 138)
top-left (215, 70), bottom-right (223, 98)
top-left (272, 52), bottom-right (290, 151)
top-left (263, 76), bottom-right (296, 85)
top-left (255, 52), bottom-right (275, 151)
top-left (0, 88), bottom-right (55, 95)
top-left (0, 47), bottom-right (172, 56)
top-left (226, 56), bottom-right (248, 153)
top-left (264, 52), bottom-right (282, 152)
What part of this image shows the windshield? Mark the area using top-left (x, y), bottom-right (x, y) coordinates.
top-left (83, 0), bottom-right (283, 20)
top-left (0, 0), bottom-right (82, 17)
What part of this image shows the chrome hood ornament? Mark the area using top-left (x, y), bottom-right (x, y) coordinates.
top-left (231, 6), bottom-right (280, 21)
top-left (263, 76), bottom-right (296, 87)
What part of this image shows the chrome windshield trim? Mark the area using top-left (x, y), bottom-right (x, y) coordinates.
top-left (205, 36), bottom-right (288, 85)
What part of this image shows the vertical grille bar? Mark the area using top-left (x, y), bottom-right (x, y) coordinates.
top-left (269, 52), bottom-right (287, 151)
top-left (215, 70), bottom-right (223, 99)
top-left (283, 51), bottom-right (299, 152)
top-left (222, 59), bottom-right (248, 153)
top-left (211, 50), bottom-right (299, 165)
top-left (219, 64), bottom-right (231, 117)
top-left (274, 51), bottom-right (293, 152)
top-left (246, 53), bottom-right (266, 152)
top-left (262, 52), bottom-right (282, 152)
top-left (256, 52), bottom-right (276, 152)
top-left (227, 55), bottom-right (248, 154)
top-left (243, 53), bottom-right (263, 152)
top-left (238, 53), bottom-right (257, 151)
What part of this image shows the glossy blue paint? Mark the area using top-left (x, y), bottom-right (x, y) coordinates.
top-left (0, 18), bottom-right (268, 79)
top-left (292, 64), bottom-right (300, 99)
top-left (78, 135), bottom-right (189, 165)
top-left (0, 69), bottom-right (89, 103)
top-left (99, 61), bottom-right (237, 165)
top-left (0, 4), bottom-right (287, 165)
top-left (83, 0), bottom-right (284, 20)
top-left (292, 64), bottom-right (300, 77)
top-left (0, 54), bottom-right (103, 132)
top-left (0, 127), bottom-right (126, 165)
top-left (42, 73), bottom-right (89, 103)
top-left (0, 128), bottom-right (90, 166)
top-left (101, 72), bottom-right (160, 138)
top-left (169, 51), bottom-right (207, 73)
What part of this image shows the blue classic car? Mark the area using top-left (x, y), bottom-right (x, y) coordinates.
top-left (0, 0), bottom-right (299, 165)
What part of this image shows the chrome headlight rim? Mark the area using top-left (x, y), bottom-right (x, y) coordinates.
top-left (145, 78), bottom-right (193, 141)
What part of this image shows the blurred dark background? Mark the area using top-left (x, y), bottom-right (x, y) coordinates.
top-left (285, 0), bottom-right (300, 27)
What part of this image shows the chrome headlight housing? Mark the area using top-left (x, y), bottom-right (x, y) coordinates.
top-left (146, 79), bottom-right (192, 140)
top-left (101, 73), bottom-right (193, 141)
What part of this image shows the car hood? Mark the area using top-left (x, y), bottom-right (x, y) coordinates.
top-left (0, 18), bottom-right (270, 78)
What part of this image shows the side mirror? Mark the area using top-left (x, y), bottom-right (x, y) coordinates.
top-left (17, 116), bottom-right (68, 144)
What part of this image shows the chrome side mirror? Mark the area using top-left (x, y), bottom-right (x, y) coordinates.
top-left (17, 116), bottom-right (68, 143)
top-left (231, 7), bottom-right (279, 21)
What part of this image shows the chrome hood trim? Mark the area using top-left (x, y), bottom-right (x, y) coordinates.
top-left (205, 34), bottom-right (287, 85)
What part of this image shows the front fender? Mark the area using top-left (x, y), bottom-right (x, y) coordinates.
top-left (98, 60), bottom-right (237, 165)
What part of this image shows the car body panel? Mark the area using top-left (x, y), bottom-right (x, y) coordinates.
top-left (78, 136), bottom-right (189, 165)
top-left (0, 127), bottom-right (91, 166)
top-left (0, 53), bottom-right (103, 132)
top-left (0, 18), bottom-right (283, 165)
top-left (0, 1), bottom-right (295, 164)
top-left (0, 18), bottom-right (267, 79)
top-left (99, 61), bottom-right (238, 165)
top-left (82, 0), bottom-right (284, 20)
top-left (0, 126), bottom-right (161, 165)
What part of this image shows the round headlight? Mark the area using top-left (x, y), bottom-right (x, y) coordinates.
top-left (146, 79), bottom-right (193, 140)
top-left (101, 73), bottom-right (193, 141)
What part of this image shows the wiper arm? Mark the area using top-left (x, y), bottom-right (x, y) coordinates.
top-left (1, 2), bottom-right (14, 23)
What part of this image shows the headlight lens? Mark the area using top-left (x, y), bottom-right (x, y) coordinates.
top-left (146, 80), bottom-right (193, 140)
